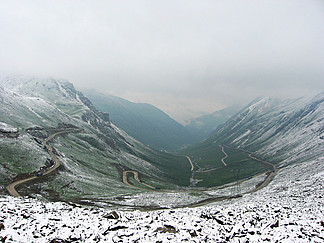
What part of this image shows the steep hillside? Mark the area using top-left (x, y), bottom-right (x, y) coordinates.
top-left (208, 95), bottom-right (324, 165)
top-left (185, 105), bottom-right (242, 141)
top-left (0, 77), bottom-right (191, 204)
top-left (82, 89), bottom-right (198, 151)
top-left (181, 94), bottom-right (324, 187)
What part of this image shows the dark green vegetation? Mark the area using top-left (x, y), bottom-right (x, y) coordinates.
top-left (181, 140), bottom-right (270, 187)
top-left (2, 77), bottom-right (322, 208)
top-left (83, 89), bottom-right (199, 151)
top-left (138, 148), bottom-right (191, 186)
top-left (0, 78), bottom-right (192, 202)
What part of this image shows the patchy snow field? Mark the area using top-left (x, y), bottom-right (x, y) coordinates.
top-left (1, 158), bottom-right (323, 242)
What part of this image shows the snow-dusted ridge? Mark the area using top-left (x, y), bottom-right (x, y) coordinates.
top-left (0, 76), bottom-right (194, 203)
top-left (210, 93), bottom-right (324, 167)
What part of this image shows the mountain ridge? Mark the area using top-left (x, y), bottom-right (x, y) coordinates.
top-left (0, 77), bottom-right (192, 204)
top-left (1, 76), bottom-right (323, 209)
top-left (82, 89), bottom-right (199, 151)
top-left (185, 105), bottom-right (243, 141)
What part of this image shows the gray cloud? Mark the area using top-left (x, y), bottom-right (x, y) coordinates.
top-left (1, 0), bottom-right (324, 123)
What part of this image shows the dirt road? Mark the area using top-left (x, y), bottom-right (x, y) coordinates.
top-left (186, 156), bottom-right (194, 171)
top-left (6, 128), bottom-right (81, 197)
top-left (122, 170), bottom-right (156, 190)
top-left (219, 145), bottom-right (228, 166)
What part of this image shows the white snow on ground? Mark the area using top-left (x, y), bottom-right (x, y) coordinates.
top-left (0, 122), bottom-right (17, 133)
top-left (231, 129), bottom-right (251, 144)
top-left (1, 158), bottom-right (323, 242)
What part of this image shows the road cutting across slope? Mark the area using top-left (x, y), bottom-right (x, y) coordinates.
top-left (122, 170), bottom-right (156, 190)
top-left (219, 145), bottom-right (228, 166)
top-left (186, 156), bottom-right (194, 171)
top-left (6, 128), bottom-right (81, 197)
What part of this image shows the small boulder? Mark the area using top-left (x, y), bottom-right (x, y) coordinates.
top-left (103, 225), bottom-right (128, 235)
top-left (103, 211), bottom-right (119, 219)
top-left (189, 230), bottom-right (198, 237)
top-left (49, 239), bottom-right (65, 243)
top-left (155, 225), bottom-right (178, 234)
top-left (0, 236), bottom-right (7, 243)
top-left (270, 220), bottom-right (279, 228)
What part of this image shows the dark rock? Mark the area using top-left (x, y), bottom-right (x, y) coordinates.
top-left (50, 239), bottom-right (66, 243)
top-left (0, 236), bottom-right (7, 243)
top-left (69, 237), bottom-right (81, 242)
top-left (270, 220), bottom-right (279, 228)
top-left (66, 202), bottom-right (81, 208)
top-left (215, 218), bottom-right (225, 225)
top-left (103, 211), bottom-right (119, 219)
top-left (155, 225), bottom-right (177, 234)
top-left (103, 226), bottom-right (128, 235)
top-left (189, 230), bottom-right (198, 237)
top-left (49, 218), bottom-right (61, 221)
top-left (0, 223), bottom-right (4, 231)
top-left (21, 214), bottom-right (30, 219)
top-left (201, 213), bottom-right (225, 225)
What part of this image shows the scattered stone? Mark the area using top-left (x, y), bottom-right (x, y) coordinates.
top-left (66, 202), bottom-right (81, 208)
top-left (270, 220), bottom-right (279, 228)
top-left (0, 157), bottom-right (323, 242)
top-left (50, 239), bottom-right (68, 243)
top-left (49, 218), bottom-right (61, 221)
top-left (215, 218), bottom-right (225, 225)
top-left (189, 230), bottom-right (198, 237)
top-left (200, 213), bottom-right (225, 225)
top-left (0, 236), bottom-right (7, 243)
top-left (155, 225), bottom-right (178, 234)
top-left (103, 225), bottom-right (128, 235)
top-left (21, 213), bottom-right (30, 219)
top-left (103, 211), bottom-right (119, 219)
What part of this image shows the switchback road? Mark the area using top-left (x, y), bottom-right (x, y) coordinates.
top-left (6, 128), bottom-right (81, 197)
top-left (219, 145), bottom-right (228, 166)
top-left (122, 170), bottom-right (156, 190)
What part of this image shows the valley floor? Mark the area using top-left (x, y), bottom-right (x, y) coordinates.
top-left (1, 157), bottom-right (323, 242)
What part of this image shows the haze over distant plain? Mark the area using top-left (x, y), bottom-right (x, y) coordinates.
top-left (1, 0), bottom-right (324, 124)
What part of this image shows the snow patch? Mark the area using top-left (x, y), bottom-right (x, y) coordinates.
top-left (232, 129), bottom-right (251, 143)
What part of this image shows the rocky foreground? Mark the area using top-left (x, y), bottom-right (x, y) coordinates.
top-left (1, 158), bottom-right (324, 242)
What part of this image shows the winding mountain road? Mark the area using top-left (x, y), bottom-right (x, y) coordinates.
top-left (122, 170), bottom-right (156, 190)
top-left (186, 156), bottom-right (194, 171)
top-left (220, 145), bottom-right (278, 193)
top-left (6, 128), bottom-right (81, 197)
top-left (219, 145), bottom-right (228, 166)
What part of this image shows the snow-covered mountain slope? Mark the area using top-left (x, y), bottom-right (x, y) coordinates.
top-left (0, 77), bottom-right (192, 202)
top-left (1, 156), bottom-right (323, 242)
top-left (185, 105), bottom-right (243, 141)
top-left (201, 94), bottom-right (324, 167)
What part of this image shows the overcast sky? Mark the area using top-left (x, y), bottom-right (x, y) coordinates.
top-left (1, 0), bottom-right (324, 124)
